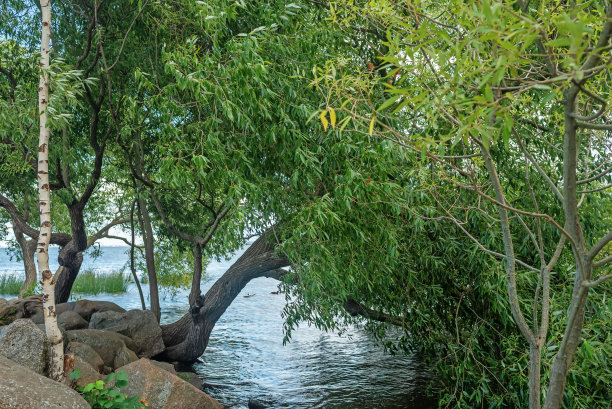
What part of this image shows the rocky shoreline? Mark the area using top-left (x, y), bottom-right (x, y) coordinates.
top-left (0, 297), bottom-right (223, 409)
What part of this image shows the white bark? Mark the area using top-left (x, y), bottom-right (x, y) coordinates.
top-left (37, 0), bottom-right (64, 381)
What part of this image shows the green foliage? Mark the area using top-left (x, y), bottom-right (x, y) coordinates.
top-left (1, 1), bottom-right (609, 408)
top-left (1, 271), bottom-right (128, 297)
top-left (71, 271), bottom-right (128, 296)
top-left (20, 280), bottom-right (40, 297)
top-left (0, 275), bottom-right (23, 295)
top-left (301, 1), bottom-right (612, 408)
top-left (70, 369), bottom-right (147, 409)
top-left (153, 240), bottom-right (194, 295)
top-left (177, 373), bottom-right (191, 382)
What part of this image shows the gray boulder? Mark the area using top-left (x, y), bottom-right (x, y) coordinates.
top-left (0, 318), bottom-right (48, 374)
top-left (66, 329), bottom-right (138, 372)
top-left (150, 359), bottom-right (177, 374)
top-left (66, 341), bottom-right (105, 372)
top-left (58, 310), bottom-right (89, 330)
top-left (89, 309), bottom-right (165, 358)
top-left (248, 398), bottom-right (270, 409)
top-left (31, 299), bottom-right (125, 323)
top-left (0, 355), bottom-right (90, 408)
top-left (116, 358), bottom-right (222, 409)
top-left (178, 371), bottom-right (203, 390)
top-left (0, 295), bottom-right (42, 326)
top-left (66, 355), bottom-right (104, 388)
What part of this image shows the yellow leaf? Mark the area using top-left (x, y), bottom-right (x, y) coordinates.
top-left (369, 116), bottom-right (376, 135)
top-left (319, 110), bottom-right (329, 131)
top-left (329, 107), bottom-right (336, 129)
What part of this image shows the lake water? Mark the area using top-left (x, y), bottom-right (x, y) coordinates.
top-left (0, 246), bottom-right (436, 409)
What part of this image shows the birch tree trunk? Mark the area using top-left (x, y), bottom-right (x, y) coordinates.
top-left (37, 0), bottom-right (64, 381)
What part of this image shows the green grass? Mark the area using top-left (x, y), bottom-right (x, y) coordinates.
top-left (72, 270), bottom-right (128, 295)
top-left (0, 275), bottom-right (24, 295)
top-left (0, 270), bottom-right (129, 296)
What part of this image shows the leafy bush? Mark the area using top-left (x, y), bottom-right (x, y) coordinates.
top-left (70, 369), bottom-right (147, 408)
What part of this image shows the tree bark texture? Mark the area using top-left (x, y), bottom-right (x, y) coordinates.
top-left (159, 230), bottom-right (288, 362)
top-left (137, 191), bottom-right (161, 322)
top-left (130, 200), bottom-right (146, 310)
top-left (8, 196), bottom-right (38, 298)
top-left (54, 204), bottom-right (87, 303)
top-left (189, 243), bottom-right (203, 306)
top-left (14, 228), bottom-right (37, 298)
top-left (37, 0), bottom-right (64, 381)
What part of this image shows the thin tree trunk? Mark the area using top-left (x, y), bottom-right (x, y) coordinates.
top-left (12, 194), bottom-right (38, 298)
top-left (15, 230), bottom-right (37, 298)
top-left (160, 231), bottom-right (288, 362)
top-left (542, 263), bottom-right (591, 409)
top-left (137, 191), bottom-right (160, 322)
top-left (37, 0), bottom-right (63, 380)
top-left (529, 344), bottom-right (541, 409)
top-left (130, 199), bottom-right (146, 310)
top-left (189, 243), bottom-right (202, 306)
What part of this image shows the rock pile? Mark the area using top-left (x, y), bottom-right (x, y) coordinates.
top-left (0, 299), bottom-right (220, 409)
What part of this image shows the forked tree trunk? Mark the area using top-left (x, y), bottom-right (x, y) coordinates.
top-left (159, 231), bottom-right (288, 362)
top-left (37, 0), bottom-right (64, 380)
top-left (54, 204), bottom-right (87, 303)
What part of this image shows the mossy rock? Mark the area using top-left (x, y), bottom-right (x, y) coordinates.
top-left (0, 306), bottom-right (17, 326)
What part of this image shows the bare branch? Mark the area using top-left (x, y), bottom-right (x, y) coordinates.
top-left (514, 129), bottom-right (563, 202)
top-left (593, 254), bottom-right (612, 269)
top-left (0, 193), bottom-right (71, 246)
top-left (576, 121), bottom-right (612, 130)
top-left (581, 275), bottom-right (612, 288)
top-left (343, 298), bottom-right (406, 327)
top-left (588, 230), bottom-right (612, 262)
top-left (577, 166), bottom-right (612, 185)
top-left (577, 183), bottom-right (612, 194)
top-left (86, 217), bottom-right (131, 248)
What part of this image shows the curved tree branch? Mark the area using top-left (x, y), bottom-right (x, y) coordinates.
top-left (0, 193), bottom-right (71, 246)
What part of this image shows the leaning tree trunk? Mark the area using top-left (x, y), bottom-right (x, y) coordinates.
top-left (37, 0), bottom-right (64, 380)
top-left (159, 230), bottom-right (289, 362)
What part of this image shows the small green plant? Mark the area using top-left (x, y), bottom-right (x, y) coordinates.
top-left (178, 373), bottom-right (191, 382)
top-left (22, 281), bottom-right (42, 297)
top-left (70, 369), bottom-right (147, 409)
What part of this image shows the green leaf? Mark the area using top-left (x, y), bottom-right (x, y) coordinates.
top-left (378, 94), bottom-right (401, 111)
top-left (70, 368), bottom-right (82, 380)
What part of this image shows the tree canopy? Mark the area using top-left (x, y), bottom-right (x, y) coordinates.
top-left (0, 1), bottom-right (610, 408)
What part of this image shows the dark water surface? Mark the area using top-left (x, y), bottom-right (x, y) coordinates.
top-left (0, 246), bottom-right (436, 409)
